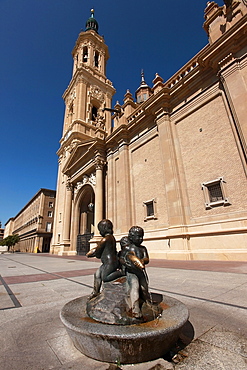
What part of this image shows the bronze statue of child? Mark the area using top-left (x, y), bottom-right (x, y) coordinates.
top-left (86, 219), bottom-right (122, 299)
top-left (118, 236), bottom-right (131, 275)
top-left (120, 226), bottom-right (150, 318)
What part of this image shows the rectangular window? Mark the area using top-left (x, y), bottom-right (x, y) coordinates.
top-left (46, 222), bottom-right (52, 232)
top-left (201, 177), bottom-right (230, 209)
top-left (49, 202), bottom-right (53, 208)
top-left (143, 199), bottom-right (157, 221)
top-left (48, 211), bottom-right (52, 217)
top-left (146, 201), bottom-right (154, 217)
top-left (207, 183), bottom-right (223, 202)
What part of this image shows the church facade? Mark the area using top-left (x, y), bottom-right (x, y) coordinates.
top-left (51, 1), bottom-right (247, 260)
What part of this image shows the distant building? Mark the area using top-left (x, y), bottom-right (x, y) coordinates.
top-left (0, 222), bottom-right (4, 241)
top-left (51, 2), bottom-right (247, 260)
top-left (5, 189), bottom-right (56, 252)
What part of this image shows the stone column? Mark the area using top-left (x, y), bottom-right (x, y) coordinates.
top-left (63, 180), bottom-right (73, 242)
top-left (106, 149), bottom-right (114, 221)
top-left (94, 156), bottom-right (105, 235)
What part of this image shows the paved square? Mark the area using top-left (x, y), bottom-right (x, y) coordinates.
top-left (0, 253), bottom-right (247, 369)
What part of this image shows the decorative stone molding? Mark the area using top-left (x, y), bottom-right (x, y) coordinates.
top-left (76, 76), bottom-right (87, 85)
top-left (82, 175), bottom-right (89, 184)
top-left (89, 172), bottom-right (96, 185)
top-left (69, 89), bottom-right (76, 103)
top-left (106, 79), bottom-right (113, 86)
top-left (74, 181), bottom-right (84, 193)
top-left (74, 172), bottom-right (96, 193)
top-left (90, 85), bottom-right (105, 102)
top-left (95, 157), bottom-right (105, 170)
top-left (64, 138), bottom-right (79, 153)
top-left (66, 180), bottom-right (73, 192)
top-left (93, 113), bottom-right (105, 129)
top-left (218, 53), bottom-right (235, 69)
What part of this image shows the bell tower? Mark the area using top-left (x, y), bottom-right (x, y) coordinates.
top-left (62, 9), bottom-right (115, 137)
top-left (51, 10), bottom-right (115, 255)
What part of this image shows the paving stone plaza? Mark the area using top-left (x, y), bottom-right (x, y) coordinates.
top-left (0, 253), bottom-right (247, 369)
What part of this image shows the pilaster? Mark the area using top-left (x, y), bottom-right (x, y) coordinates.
top-left (156, 110), bottom-right (186, 228)
top-left (63, 179), bottom-right (73, 243)
top-left (116, 139), bottom-right (132, 232)
top-left (94, 154), bottom-right (105, 235)
top-left (218, 53), bottom-right (247, 171)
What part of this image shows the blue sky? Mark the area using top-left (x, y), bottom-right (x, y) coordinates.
top-left (0, 0), bottom-right (225, 226)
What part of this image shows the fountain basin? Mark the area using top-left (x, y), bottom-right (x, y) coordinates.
top-left (60, 294), bottom-right (189, 364)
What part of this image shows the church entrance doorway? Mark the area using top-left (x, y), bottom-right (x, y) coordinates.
top-left (76, 186), bottom-right (94, 255)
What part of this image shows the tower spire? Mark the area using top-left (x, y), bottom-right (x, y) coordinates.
top-left (141, 69), bottom-right (146, 84)
top-left (85, 9), bottom-right (99, 33)
top-left (135, 70), bottom-right (152, 103)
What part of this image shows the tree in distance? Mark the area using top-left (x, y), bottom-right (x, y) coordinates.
top-left (0, 234), bottom-right (20, 252)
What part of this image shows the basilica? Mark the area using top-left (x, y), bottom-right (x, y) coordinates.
top-left (51, 1), bottom-right (247, 260)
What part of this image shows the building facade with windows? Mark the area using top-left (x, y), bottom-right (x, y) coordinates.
top-left (51, 1), bottom-right (247, 260)
top-left (0, 222), bottom-right (4, 241)
top-left (4, 189), bottom-right (56, 253)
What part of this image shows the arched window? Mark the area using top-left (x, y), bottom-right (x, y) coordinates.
top-left (83, 46), bottom-right (88, 63)
top-left (94, 51), bottom-right (99, 67)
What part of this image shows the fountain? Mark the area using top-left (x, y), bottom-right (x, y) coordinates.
top-left (60, 220), bottom-right (189, 364)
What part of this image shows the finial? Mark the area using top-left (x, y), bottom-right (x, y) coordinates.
top-left (140, 69), bottom-right (148, 86)
top-left (152, 72), bottom-right (164, 94)
top-left (141, 69), bottom-right (145, 83)
top-left (124, 89), bottom-right (134, 103)
top-left (91, 9), bottom-right (94, 16)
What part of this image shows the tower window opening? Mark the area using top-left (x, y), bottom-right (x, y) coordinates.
top-left (94, 51), bottom-right (99, 67)
top-left (92, 106), bottom-right (98, 121)
top-left (83, 46), bottom-right (88, 63)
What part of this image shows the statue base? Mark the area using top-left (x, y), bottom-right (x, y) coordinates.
top-left (86, 277), bottom-right (163, 325)
top-left (60, 293), bottom-right (189, 364)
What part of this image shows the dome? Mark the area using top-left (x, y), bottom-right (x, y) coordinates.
top-left (85, 9), bottom-right (99, 33)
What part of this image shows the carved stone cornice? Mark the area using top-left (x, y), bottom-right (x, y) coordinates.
top-left (218, 52), bottom-right (235, 69)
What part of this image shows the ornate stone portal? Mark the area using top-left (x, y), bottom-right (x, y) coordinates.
top-left (60, 220), bottom-right (189, 364)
